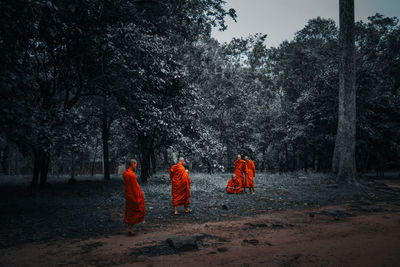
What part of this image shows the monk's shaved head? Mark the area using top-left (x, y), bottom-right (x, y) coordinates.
top-left (232, 174), bottom-right (236, 180)
top-left (244, 156), bottom-right (249, 161)
top-left (179, 157), bottom-right (184, 163)
top-left (129, 159), bottom-right (137, 166)
top-left (237, 155), bottom-right (241, 160)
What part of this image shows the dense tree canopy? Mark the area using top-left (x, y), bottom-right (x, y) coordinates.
top-left (0, 1), bottom-right (399, 183)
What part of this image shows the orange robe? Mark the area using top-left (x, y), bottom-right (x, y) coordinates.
top-left (226, 178), bottom-right (243, 194)
top-left (123, 168), bottom-right (145, 225)
top-left (245, 160), bottom-right (255, 189)
top-left (169, 162), bottom-right (191, 207)
top-left (234, 159), bottom-right (247, 188)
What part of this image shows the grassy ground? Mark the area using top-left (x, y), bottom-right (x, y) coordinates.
top-left (0, 171), bottom-right (396, 249)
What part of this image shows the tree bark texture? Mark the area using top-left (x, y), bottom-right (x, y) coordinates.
top-left (139, 134), bottom-right (154, 183)
top-left (101, 103), bottom-right (110, 180)
top-left (332, 0), bottom-right (357, 183)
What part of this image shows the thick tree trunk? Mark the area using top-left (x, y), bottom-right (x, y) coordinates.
top-left (332, 0), bottom-right (357, 183)
top-left (139, 134), bottom-right (153, 183)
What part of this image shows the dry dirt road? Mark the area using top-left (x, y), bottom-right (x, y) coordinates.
top-left (2, 201), bottom-right (400, 267)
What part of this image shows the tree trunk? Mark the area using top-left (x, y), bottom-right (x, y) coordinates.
top-left (39, 151), bottom-right (50, 185)
top-left (207, 159), bottom-right (213, 174)
top-left (312, 146), bottom-right (316, 171)
top-left (101, 107), bottom-right (110, 180)
top-left (292, 143), bottom-right (296, 171)
top-left (332, 0), bottom-right (357, 183)
top-left (261, 146), bottom-right (266, 172)
top-left (2, 144), bottom-right (10, 175)
top-left (284, 143), bottom-right (289, 171)
top-left (32, 148), bottom-right (41, 186)
top-left (150, 150), bottom-right (156, 175)
top-left (139, 134), bottom-right (153, 183)
top-left (71, 152), bottom-right (75, 180)
top-left (91, 137), bottom-right (99, 176)
top-left (303, 145), bottom-right (308, 171)
top-left (163, 149), bottom-right (170, 169)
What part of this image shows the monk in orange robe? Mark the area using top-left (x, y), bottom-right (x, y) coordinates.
top-left (169, 157), bottom-right (192, 215)
top-left (123, 159), bottom-right (145, 236)
top-left (245, 156), bottom-right (256, 194)
top-left (234, 155), bottom-right (248, 193)
top-left (226, 174), bottom-right (243, 194)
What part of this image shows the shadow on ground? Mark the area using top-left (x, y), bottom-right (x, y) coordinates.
top-left (0, 171), bottom-right (399, 248)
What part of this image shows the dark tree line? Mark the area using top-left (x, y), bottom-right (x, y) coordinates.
top-left (187, 13), bottom-right (399, 177)
top-left (0, 0), bottom-right (236, 184)
top-left (0, 1), bottom-right (399, 184)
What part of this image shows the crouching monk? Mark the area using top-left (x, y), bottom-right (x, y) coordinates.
top-left (123, 159), bottom-right (145, 236)
top-left (169, 157), bottom-right (192, 215)
top-left (226, 174), bottom-right (243, 194)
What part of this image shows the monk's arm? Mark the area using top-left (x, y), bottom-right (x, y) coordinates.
top-left (226, 181), bottom-right (233, 189)
top-left (130, 176), bottom-right (143, 204)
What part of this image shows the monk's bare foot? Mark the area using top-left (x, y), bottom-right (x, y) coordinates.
top-left (127, 228), bottom-right (136, 236)
top-left (174, 211), bottom-right (179, 215)
top-left (185, 209), bottom-right (192, 213)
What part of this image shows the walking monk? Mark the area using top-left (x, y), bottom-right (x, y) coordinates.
top-left (234, 155), bottom-right (247, 193)
top-left (245, 156), bottom-right (256, 194)
top-left (169, 157), bottom-right (192, 215)
top-left (123, 159), bottom-right (145, 236)
top-left (226, 174), bottom-right (243, 194)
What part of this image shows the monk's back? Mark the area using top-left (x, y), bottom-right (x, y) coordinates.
top-left (123, 169), bottom-right (135, 196)
top-left (169, 162), bottom-right (191, 207)
top-left (170, 163), bottom-right (186, 182)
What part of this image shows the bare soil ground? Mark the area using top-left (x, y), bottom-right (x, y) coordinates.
top-left (1, 201), bottom-right (400, 267)
top-left (1, 172), bottom-right (400, 266)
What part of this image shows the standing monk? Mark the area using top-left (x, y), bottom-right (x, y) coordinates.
top-left (234, 155), bottom-right (247, 193)
top-left (245, 156), bottom-right (256, 194)
top-left (169, 157), bottom-right (192, 215)
top-left (226, 174), bottom-right (243, 194)
top-left (123, 159), bottom-right (145, 236)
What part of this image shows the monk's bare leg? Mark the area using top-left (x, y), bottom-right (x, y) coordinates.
top-left (184, 205), bottom-right (192, 213)
top-left (174, 206), bottom-right (179, 215)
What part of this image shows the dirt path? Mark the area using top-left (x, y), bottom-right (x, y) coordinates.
top-left (2, 201), bottom-right (400, 267)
